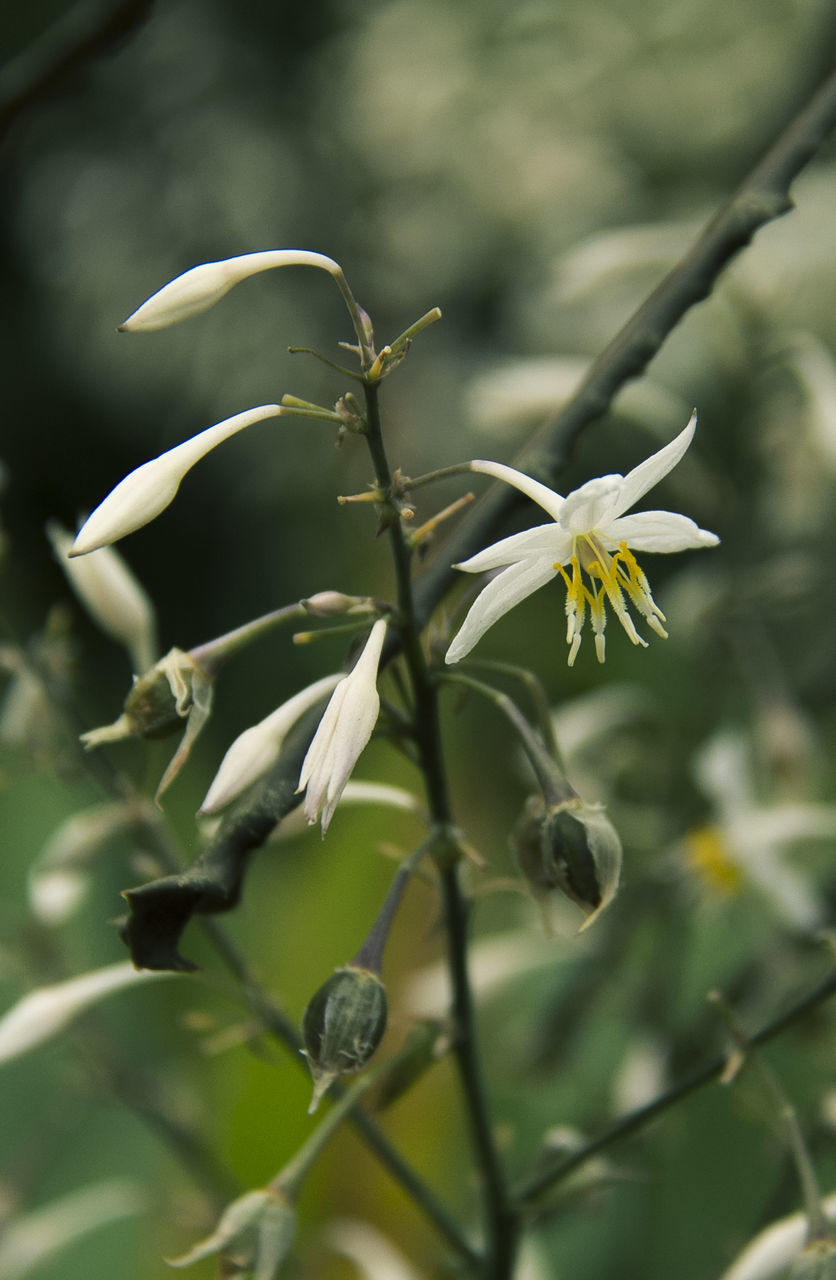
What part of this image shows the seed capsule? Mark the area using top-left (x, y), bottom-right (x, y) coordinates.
top-left (513, 795), bottom-right (622, 930)
top-left (301, 966), bottom-right (388, 1112)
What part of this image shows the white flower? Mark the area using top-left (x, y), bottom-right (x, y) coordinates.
top-left (119, 249), bottom-right (344, 332)
top-left (684, 730), bottom-right (836, 930)
top-left (298, 620), bottom-right (388, 833)
top-left (445, 410), bottom-right (718, 666)
top-left (47, 521), bottom-right (156, 673)
top-left (70, 405), bottom-right (283, 555)
top-left (200, 674), bottom-right (342, 814)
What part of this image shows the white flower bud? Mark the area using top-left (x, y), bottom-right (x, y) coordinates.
top-left (70, 405), bottom-right (283, 555)
top-left (47, 522), bottom-right (156, 673)
top-left (119, 249), bottom-right (344, 332)
top-left (718, 1195), bottom-right (836, 1280)
top-left (302, 591), bottom-right (372, 617)
top-left (200, 673), bottom-right (342, 814)
top-left (0, 963), bottom-right (171, 1064)
top-left (298, 620), bottom-right (387, 834)
top-left (28, 800), bottom-right (137, 925)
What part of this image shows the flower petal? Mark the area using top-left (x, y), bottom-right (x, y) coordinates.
top-left (120, 250), bottom-right (343, 332)
top-left (298, 620), bottom-right (387, 832)
top-left (47, 522), bottom-right (157, 673)
top-left (70, 405), bottom-right (283, 555)
top-left (609, 410), bottom-right (698, 518)
top-left (606, 510), bottom-right (719, 552)
top-left (200, 674), bottom-right (341, 813)
top-left (455, 523), bottom-right (569, 573)
top-left (470, 460), bottom-right (566, 521)
top-left (445, 557), bottom-right (558, 663)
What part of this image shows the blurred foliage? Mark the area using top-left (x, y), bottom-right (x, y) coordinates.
top-left (2, 1), bottom-right (836, 1278)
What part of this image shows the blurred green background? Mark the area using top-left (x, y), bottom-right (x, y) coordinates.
top-left (2, 1), bottom-right (836, 1277)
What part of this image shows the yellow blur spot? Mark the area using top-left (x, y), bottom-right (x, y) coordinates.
top-left (684, 826), bottom-right (743, 896)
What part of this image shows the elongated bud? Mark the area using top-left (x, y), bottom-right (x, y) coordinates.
top-left (47, 522), bottom-right (156, 674)
top-left (200, 674), bottom-right (341, 814)
top-left (301, 966), bottom-right (388, 1112)
top-left (301, 592), bottom-right (374, 618)
top-left (513, 795), bottom-right (622, 930)
top-left (70, 405), bottom-right (283, 555)
top-left (120, 249), bottom-right (345, 332)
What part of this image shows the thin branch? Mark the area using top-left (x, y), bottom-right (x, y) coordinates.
top-left (515, 966), bottom-right (836, 1207)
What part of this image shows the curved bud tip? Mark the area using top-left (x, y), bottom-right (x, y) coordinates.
top-left (119, 249), bottom-right (344, 333)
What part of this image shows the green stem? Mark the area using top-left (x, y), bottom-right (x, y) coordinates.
top-left (362, 379), bottom-right (518, 1277)
top-left (516, 966), bottom-right (836, 1208)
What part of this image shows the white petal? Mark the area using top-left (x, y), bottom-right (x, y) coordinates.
top-left (47, 522), bottom-right (157, 672)
top-left (561, 475), bottom-right (624, 533)
top-left (0, 963), bottom-right (171, 1063)
top-left (606, 510), bottom-right (719, 552)
top-left (298, 620), bottom-right (387, 832)
top-left (0, 1180), bottom-right (145, 1280)
top-left (200, 674), bottom-right (341, 813)
top-left (740, 804), bottom-right (836, 847)
top-left (120, 250), bottom-right (343, 331)
top-left (455, 523), bottom-right (569, 573)
top-left (717, 1194), bottom-right (836, 1280)
top-left (445, 557), bottom-right (558, 663)
top-left (609, 410), bottom-right (698, 517)
top-left (70, 405), bottom-right (282, 554)
top-left (470, 460), bottom-right (566, 520)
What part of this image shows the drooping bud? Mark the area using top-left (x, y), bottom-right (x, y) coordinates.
top-left (513, 794), bottom-right (622, 930)
top-left (119, 249), bottom-right (345, 332)
top-left (70, 405), bottom-right (283, 555)
top-left (301, 966), bottom-right (388, 1112)
top-left (47, 522), bottom-right (157, 674)
top-left (167, 1186), bottom-right (296, 1279)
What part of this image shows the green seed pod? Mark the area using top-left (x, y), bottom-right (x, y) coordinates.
top-left (513, 794), bottom-right (622, 930)
top-left (123, 649), bottom-right (198, 739)
top-left (301, 966), bottom-right (388, 1112)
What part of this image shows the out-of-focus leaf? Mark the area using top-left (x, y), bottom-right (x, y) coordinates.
top-left (0, 962), bottom-right (172, 1064)
top-left (0, 1179), bottom-right (145, 1280)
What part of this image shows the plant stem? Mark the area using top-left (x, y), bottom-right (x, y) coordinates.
top-left (362, 379), bottom-right (518, 1276)
top-left (515, 965), bottom-right (836, 1208)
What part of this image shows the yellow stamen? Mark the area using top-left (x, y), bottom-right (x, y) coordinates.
top-left (684, 826), bottom-right (743, 896)
top-left (554, 536), bottom-right (665, 663)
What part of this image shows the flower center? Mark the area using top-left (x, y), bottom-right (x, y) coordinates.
top-left (684, 825), bottom-right (743, 896)
top-left (555, 536), bottom-right (668, 665)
